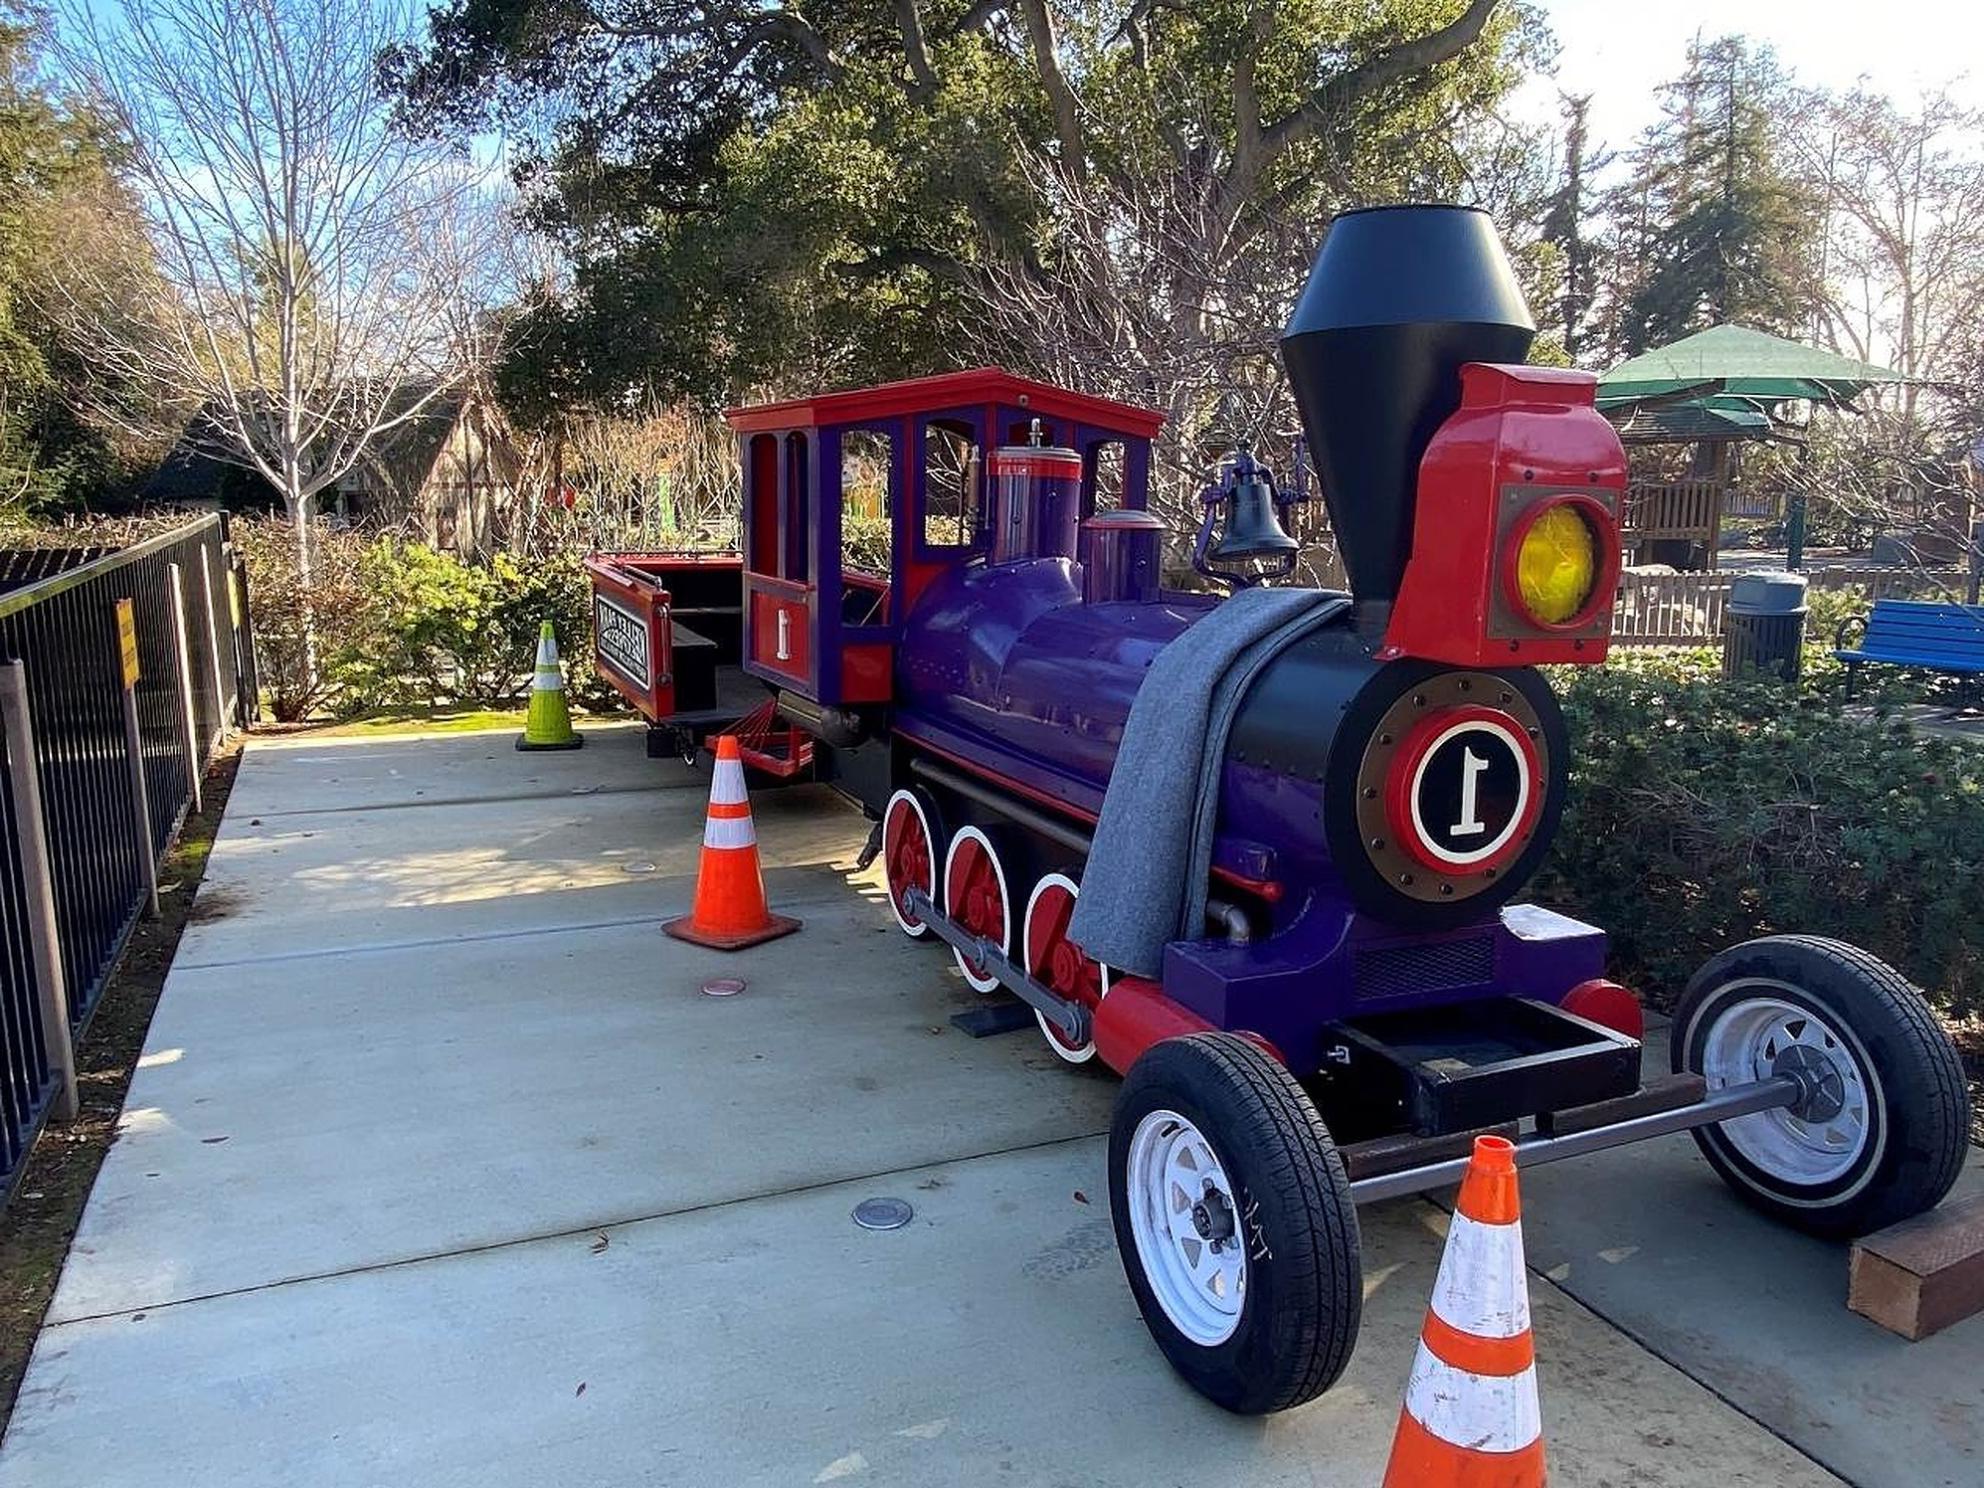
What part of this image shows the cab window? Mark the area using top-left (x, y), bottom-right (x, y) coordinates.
top-left (840, 429), bottom-right (893, 573)
top-left (923, 419), bottom-right (981, 549)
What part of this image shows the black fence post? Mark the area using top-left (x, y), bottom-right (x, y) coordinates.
top-left (227, 545), bottom-right (261, 724)
top-left (0, 660), bottom-right (78, 1125)
top-left (167, 562), bottom-right (204, 816)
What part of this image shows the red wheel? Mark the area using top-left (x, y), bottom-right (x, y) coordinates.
top-left (1022, 872), bottom-right (1110, 1064)
top-left (882, 788), bottom-right (940, 938)
top-left (943, 825), bottom-right (1011, 993)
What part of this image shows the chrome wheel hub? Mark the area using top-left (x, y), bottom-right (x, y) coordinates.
top-left (1700, 991), bottom-right (1874, 1186)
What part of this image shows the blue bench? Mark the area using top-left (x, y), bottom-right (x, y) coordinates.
top-left (1834, 599), bottom-right (1984, 699)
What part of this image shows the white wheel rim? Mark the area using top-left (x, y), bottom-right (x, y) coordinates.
top-left (1022, 872), bottom-right (1108, 1064)
top-left (1698, 987), bottom-right (1877, 1188)
top-left (1125, 1109), bottom-right (1246, 1346)
top-left (942, 826), bottom-right (1010, 994)
top-left (881, 789), bottom-right (935, 938)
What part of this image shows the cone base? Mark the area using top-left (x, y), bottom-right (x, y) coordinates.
top-left (663, 912), bottom-right (802, 951)
top-left (1383, 1392), bottom-right (1547, 1486)
top-left (516, 734), bottom-right (585, 751)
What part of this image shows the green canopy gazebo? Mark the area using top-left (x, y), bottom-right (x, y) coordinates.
top-left (1599, 324), bottom-right (1904, 409)
top-left (1597, 326), bottom-right (1906, 568)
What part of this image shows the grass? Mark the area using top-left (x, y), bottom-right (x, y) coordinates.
top-left (0, 743), bottom-right (242, 1429)
top-left (254, 702), bottom-right (631, 739)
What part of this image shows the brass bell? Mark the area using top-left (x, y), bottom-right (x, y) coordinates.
top-left (1209, 458), bottom-right (1299, 564)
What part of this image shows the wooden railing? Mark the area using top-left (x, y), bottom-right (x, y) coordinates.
top-left (1724, 487), bottom-right (1784, 520)
top-left (1621, 480), bottom-right (1723, 542)
top-left (1804, 565), bottom-right (1969, 601)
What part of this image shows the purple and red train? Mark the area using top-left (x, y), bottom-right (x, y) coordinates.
top-left (588, 205), bottom-right (1967, 1413)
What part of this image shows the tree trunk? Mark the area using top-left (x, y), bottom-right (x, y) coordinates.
top-left (287, 492), bottom-right (320, 692)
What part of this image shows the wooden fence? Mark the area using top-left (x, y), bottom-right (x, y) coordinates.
top-left (1612, 570), bottom-right (1735, 646)
top-left (1610, 565), bottom-right (1970, 648)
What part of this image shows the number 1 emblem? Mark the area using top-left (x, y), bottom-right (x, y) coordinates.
top-left (1452, 747), bottom-right (1489, 837)
top-left (776, 609), bottom-right (791, 662)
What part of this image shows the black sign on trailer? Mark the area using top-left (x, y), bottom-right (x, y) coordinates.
top-left (594, 593), bottom-right (651, 689)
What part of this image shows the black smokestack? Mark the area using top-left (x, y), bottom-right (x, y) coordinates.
top-left (1281, 205), bottom-right (1534, 605)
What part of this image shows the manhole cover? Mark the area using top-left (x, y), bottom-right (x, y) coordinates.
top-left (701, 977), bottom-right (746, 998)
top-left (852, 1197), bottom-right (913, 1231)
top-left (622, 861), bottom-right (656, 875)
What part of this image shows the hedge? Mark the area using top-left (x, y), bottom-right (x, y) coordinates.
top-left (1538, 652), bottom-right (1983, 1020)
top-left (234, 518), bottom-right (623, 721)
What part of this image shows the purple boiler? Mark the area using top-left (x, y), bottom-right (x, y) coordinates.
top-left (891, 545), bottom-right (1606, 1076)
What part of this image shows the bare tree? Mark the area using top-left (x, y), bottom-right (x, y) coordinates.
top-left (1796, 87), bottom-right (1984, 411)
top-left (543, 401), bottom-right (740, 556)
top-left (50, 0), bottom-right (494, 658)
top-left (974, 148), bottom-right (1298, 542)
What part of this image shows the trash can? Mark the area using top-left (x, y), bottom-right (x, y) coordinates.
top-left (1723, 570), bottom-right (1808, 683)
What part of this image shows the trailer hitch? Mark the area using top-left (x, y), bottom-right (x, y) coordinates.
top-left (901, 885), bottom-right (1091, 1046)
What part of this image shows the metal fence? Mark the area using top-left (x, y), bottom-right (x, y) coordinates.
top-left (0, 515), bottom-right (255, 1197)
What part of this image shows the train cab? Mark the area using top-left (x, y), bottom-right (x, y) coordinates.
top-left (585, 367), bottom-right (1165, 768)
top-left (726, 367), bottom-right (1165, 712)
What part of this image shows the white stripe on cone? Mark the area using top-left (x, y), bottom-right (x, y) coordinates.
top-left (711, 757), bottom-right (748, 806)
top-left (1429, 1212), bottom-right (1532, 1339)
top-left (704, 814), bottom-right (757, 850)
top-left (1402, 1343), bottom-right (1543, 1452)
top-left (536, 634), bottom-right (558, 668)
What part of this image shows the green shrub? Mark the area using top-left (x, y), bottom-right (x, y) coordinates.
top-left (331, 538), bottom-right (605, 714)
top-left (233, 517), bottom-right (376, 722)
top-left (236, 517), bottom-right (620, 719)
top-left (840, 514), bottom-right (893, 574)
top-left (1539, 656), bottom-right (1984, 1019)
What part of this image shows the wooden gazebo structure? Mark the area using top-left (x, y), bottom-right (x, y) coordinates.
top-left (1598, 326), bottom-right (1904, 569)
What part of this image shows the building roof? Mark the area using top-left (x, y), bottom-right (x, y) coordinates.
top-left (143, 386), bottom-right (470, 506)
top-left (1598, 325), bottom-right (1904, 409)
top-left (726, 367), bottom-right (1167, 438)
top-left (1606, 399), bottom-right (1782, 446)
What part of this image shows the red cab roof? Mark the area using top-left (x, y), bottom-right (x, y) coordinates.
top-left (725, 366), bottom-right (1166, 438)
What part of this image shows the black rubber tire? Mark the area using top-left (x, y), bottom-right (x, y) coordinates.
top-left (1672, 935), bottom-right (1970, 1238)
top-left (1108, 1033), bottom-right (1361, 1414)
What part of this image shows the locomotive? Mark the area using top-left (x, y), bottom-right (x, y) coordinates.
top-left (587, 205), bottom-right (1969, 1414)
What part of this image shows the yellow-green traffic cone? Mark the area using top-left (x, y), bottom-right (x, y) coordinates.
top-left (517, 619), bottom-right (583, 752)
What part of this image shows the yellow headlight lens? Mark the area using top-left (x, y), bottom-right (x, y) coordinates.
top-left (1515, 503), bottom-right (1599, 625)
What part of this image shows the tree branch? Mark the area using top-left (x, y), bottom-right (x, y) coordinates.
top-left (1252, 0), bottom-right (1501, 170)
top-left (1013, 0), bottom-right (1083, 177)
top-left (895, 0), bottom-right (939, 99)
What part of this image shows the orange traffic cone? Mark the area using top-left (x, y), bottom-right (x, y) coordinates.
top-left (663, 735), bottom-right (801, 951)
top-left (1383, 1134), bottom-right (1546, 1487)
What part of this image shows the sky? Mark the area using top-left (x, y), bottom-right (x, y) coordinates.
top-left (1520, 0), bottom-right (1984, 152)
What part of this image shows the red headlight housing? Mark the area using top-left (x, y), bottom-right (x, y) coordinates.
top-left (1379, 364), bottom-right (1627, 667)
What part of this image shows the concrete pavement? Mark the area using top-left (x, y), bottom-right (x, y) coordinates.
top-left (0, 723), bottom-right (1965, 1485)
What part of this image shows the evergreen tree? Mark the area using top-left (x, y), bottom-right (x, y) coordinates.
top-left (1596, 35), bottom-right (1821, 359)
top-left (0, 2), bottom-right (163, 510)
top-left (1539, 92), bottom-right (1605, 362)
